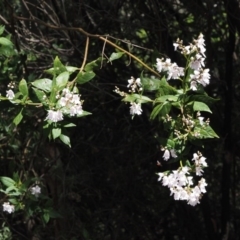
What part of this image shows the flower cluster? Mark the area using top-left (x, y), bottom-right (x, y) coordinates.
top-left (157, 155), bottom-right (208, 206)
top-left (192, 152), bottom-right (208, 176)
top-left (58, 88), bottom-right (83, 116)
top-left (130, 102), bottom-right (142, 115)
top-left (156, 58), bottom-right (184, 80)
top-left (45, 88), bottom-right (84, 122)
top-left (127, 76), bottom-right (142, 92)
top-left (30, 185), bottom-right (41, 197)
top-left (173, 33), bottom-right (210, 90)
top-left (2, 202), bottom-right (15, 213)
top-left (161, 147), bottom-right (177, 161)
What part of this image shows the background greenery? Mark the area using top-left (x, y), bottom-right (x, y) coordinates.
top-left (0, 0), bottom-right (239, 239)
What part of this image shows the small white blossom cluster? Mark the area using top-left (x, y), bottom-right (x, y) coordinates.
top-left (173, 33), bottom-right (210, 91)
top-left (161, 147), bottom-right (177, 161)
top-left (156, 58), bottom-right (184, 80)
top-left (30, 185), bottom-right (41, 197)
top-left (130, 102), bottom-right (142, 115)
top-left (6, 89), bottom-right (15, 100)
top-left (158, 153), bottom-right (208, 206)
top-left (192, 152), bottom-right (208, 176)
top-left (2, 202), bottom-right (15, 213)
top-left (45, 88), bottom-right (83, 123)
top-left (127, 76), bottom-right (142, 92)
top-left (126, 77), bottom-right (143, 116)
top-left (58, 88), bottom-right (83, 116)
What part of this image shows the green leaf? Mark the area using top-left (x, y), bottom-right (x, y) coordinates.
top-left (64, 123), bottom-right (76, 128)
top-left (19, 79), bottom-right (28, 96)
top-left (32, 79), bottom-right (52, 92)
top-left (108, 52), bottom-right (124, 62)
top-left (0, 177), bottom-right (16, 187)
top-left (157, 137), bottom-right (175, 148)
top-left (53, 56), bottom-right (67, 74)
top-left (52, 128), bottom-right (61, 139)
top-left (56, 71), bottom-right (69, 90)
top-left (0, 25), bottom-right (5, 35)
top-left (150, 102), bottom-right (171, 119)
top-left (0, 37), bottom-right (13, 46)
top-left (84, 57), bottom-right (105, 71)
top-left (32, 88), bottom-right (47, 103)
top-left (76, 71), bottom-right (95, 84)
top-left (123, 94), bottom-right (152, 103)
top-left (157, 77), bottom-right (178, 96)
top-left (193, 101), bottom-right (212, 113)
top-left (76, 110), bottom-right (92, 118)
top-left (141, 77), bottom-right (161, 91)
top-left (188, 94), bottom-right (218, 105)
top-left (43, 211), bottom-right (50, 223)
top-left (155, 95), bottom-right (179, 102)
top-left (59, 134), bottom-right (71, 147)
top-left (13, 109), bottom-right (23, 126)
top-left (65, 66), bottom-right (79, 73)
top-left (197, 125), bottom-right (219, 139)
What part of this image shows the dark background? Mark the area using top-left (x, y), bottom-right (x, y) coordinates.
top-left (0, 0), bottom-right (240, 239)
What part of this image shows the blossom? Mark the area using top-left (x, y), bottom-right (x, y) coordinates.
top-left (190, 81), bottom-right (197, 91)
top-left (46, 110), bottom-right (64, 122)
top-left (30, 185), bottom-right (41, 197)
top-left (156, 58), bottom-right (184, 80)
top-left (2, 202), bottom-right (15, 213)
top-left (130, 102), bottom-right (142, 115)
top-left (6, 89), bottom-right (15, 100)
top-left (198, 116), bottom-right (204, 125)
top-left (162, 148), bottom-right (177, 161)
top-left (127, 77), bottom-right (142, 92)
top-left (190, 54), bottom-right (205, 70)
top-left (190, 69), bottom-right (210, 87)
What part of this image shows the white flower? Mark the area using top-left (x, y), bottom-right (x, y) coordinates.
top-left (127, 77), bottom-right (141, 92)
top-left (45, 110), bottom-right (64, 122)
top-left (162, 149), bottom-right (170, 161)
top-left (30, 185), bottom-right (41, 197)
top-left (70, 105), bottom-right (83, 116)
top-left (198, 178), bottom-right (207, 193)
top-left (2, 202), bottom-right (15, 213)
top-left (162, 149), bottom-right (177, 161)
top-left (130, 102), bottom-right (142, 115)
top-left (198, 116), bottom-right (204, 125)
top-left (190, 54), bottom-right (205, 70)
top-left (6, 89), bottom-right (15, 100)
top-left (190, 81), bottom-right (197, 91)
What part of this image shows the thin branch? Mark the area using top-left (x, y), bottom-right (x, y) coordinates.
top-left (13, 14), bottom-right (161, 77)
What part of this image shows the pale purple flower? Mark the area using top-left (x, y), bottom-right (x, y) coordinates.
top-left (30, 185), bottom-right (41, 197)
top-left (46, 110), bottom-right (64, 122)
top-left (6, 89), bottom-right (15, 100)
top-left (2, 202), bottom-right (15, 213)
top-left (130, 102), bottom-right (142, 115)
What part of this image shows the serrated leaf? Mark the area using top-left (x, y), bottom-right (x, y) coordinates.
top-left (0, 177), bottom-right (16, 187)
top-left (19, 79), bottom-right (28, 96)
top-left (76, 71), bottom-right (95, 84)
top-left (108, 52), bottom-right (124, 62)
top-left (13, 109), bottom-right (23, 126)
top-left (193, 101), bottom-right (212, 113)
top-left (59, 134), bottom-right (71, 147)
top-left (56, 71), bottom-right (69, 90)
top-left (0, 37), bottom-right (13, 46)
top-left (32, 79), bottom-right (52, 92)
top-left (52, 128), bottom-right (61, 139)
